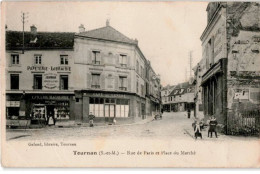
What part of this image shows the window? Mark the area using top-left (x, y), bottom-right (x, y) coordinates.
top-left (89, 98), bottom-right (104, 117)
top-left (91, 74), bottom-right (100, 88)
top-left (60, 55), bottom-right (68, 65)
top-left (116, 99), bottom-right (129, 117)
top-left (119, 76), bottom-right (127, 91)
top-left (11, 54), bottom-right (19, 65)
top-left (92, 51), bottom-right (101, 65)
top-left (34, 55), bottom-right (42, 65)
top-left (136, 60), bottom-right (139, 74)
top-left (33, 74), bottom-right (42, 89)
top-left (60, 75), bottom-right (68, 90)
top-left (119, 54), bottom-right (127, 67)
top-left (10, 74), bottom-right (19, 90)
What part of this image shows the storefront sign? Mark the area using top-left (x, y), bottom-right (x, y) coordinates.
top-left (31, 95), bottom-right (69, 100)
top-left (6, 101), bottom-right (20, 107)
top-left (27, 66), bottom-right (71, 72)
top-left (90, 93), bottom-right (126, 98)
top-left (43, 73), bottom-right (58, 89)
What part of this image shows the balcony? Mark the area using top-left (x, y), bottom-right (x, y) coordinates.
top-left (119, 87), bottom-right (127, 91)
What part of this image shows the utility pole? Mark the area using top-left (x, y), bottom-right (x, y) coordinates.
top-left (189, 51), bottom-right (193, 78)
top-left (21, 12), bottom-right (28, 54)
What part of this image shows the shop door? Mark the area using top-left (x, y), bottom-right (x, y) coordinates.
top-left (104, 104), bottom-right (115, 118)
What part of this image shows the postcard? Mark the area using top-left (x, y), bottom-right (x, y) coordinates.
top-left (1, 0), bottom-right (260, 167)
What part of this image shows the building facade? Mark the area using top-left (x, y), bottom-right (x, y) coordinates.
top-left (200, 2), bottom-right (260, 135)
top-left (72, 21), bottom-right (161, 124)
top-left (167, 82), bottom-right (195, 112)
top-left (5, 26), bottom-right (75, 127)
top-left (161, 85), bottom-right (176, 112)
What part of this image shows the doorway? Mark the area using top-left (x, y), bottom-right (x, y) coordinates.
top-left (104, 104), bottom-right (115, 118)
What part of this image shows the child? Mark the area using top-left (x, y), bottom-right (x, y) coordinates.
top-left (194, 121), bottom-right (202, 139)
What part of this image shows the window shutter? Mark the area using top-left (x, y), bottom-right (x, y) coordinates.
top-left (128, 76), bottom-right (131, 92)
top-left (127, 55), bottom-right (130, 68)
top-left (100, 52), bottom-right (104, 65)
top-left (115, 75), bottom-right (119, 90)
top-left (101, 73), bottom-right (105, 89)
top-left (116, 54), bottom-right (119, 66)
top-left (87, 73), bottom-right (91, 88)
top-left (87, 50), bottom-right (92, 64)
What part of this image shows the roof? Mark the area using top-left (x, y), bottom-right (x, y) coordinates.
top-left (6, 31), bottom-right (75, 50)
top-left (169, 82), bottom-right (194, 96)
top-left (76, 25), bottom-right (137, 45)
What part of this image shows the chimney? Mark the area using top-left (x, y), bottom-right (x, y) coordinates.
top-left (79, 24), bottom-right (85, 33)
top-left (30, 25), bottom-right (37, 35)
top-left (106, 19), bottom-right (110, 26)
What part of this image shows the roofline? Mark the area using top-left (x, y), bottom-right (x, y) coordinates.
top-left (200, 3), bottom-right (225, 41)
top-left (6, 48), bottom-right (74, 51)
top-left (75, 34), bottom-right (137, 46)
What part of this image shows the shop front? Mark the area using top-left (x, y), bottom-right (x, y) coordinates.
top-left (74, 90), bottom-right (143, 124)
top-left (6, 93), bottom-right (74, 128)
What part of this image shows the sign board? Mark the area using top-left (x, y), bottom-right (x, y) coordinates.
top-left (43, 73), bottom-right (58, 89)
top-left (6, 101), bottom-right (20, 107)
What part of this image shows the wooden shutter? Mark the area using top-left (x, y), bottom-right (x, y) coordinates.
top-left (86, 50), bottom-right (92, 64)
top-left (115, 75), bottom-right (119, 90)
top-left (86, 73), bottom-right (91, 88)
top-left (128, 76), bottom-right (131, 92)
top-left (101, 73), bottom-right (105, 89)
top-left (116, 54), bottom-right (119, 66)
top-left (127, 55), bottom-right (131, 68)
top-left (100, 52), bottom-right (105, 65)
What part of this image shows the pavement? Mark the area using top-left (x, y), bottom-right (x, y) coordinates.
top-left (5, 112), bottom-right (259, 141)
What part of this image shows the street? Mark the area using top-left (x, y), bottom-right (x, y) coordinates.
top-left (6, 112), bottom-right (258, 142)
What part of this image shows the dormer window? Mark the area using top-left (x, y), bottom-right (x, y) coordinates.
top-left (34, 54), bottom-right (42, 65)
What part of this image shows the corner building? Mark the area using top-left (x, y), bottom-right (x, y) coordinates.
top-left (73, 22), bottom-right (151, 124)
top-left (5, 26), bottom-right (75, 126)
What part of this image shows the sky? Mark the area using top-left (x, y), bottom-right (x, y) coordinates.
top-left (4, 1), bottom-right (208, 86)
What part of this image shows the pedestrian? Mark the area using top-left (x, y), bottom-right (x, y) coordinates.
top-left (194, 120), bottom-right (202, 139)
top-left (160, 108), bottom-right (163, 119)
top-left (208, 116), bottom-right (218, 138)
top-left (113, 117), bottom-right (117, 125)
top-left (187, 108), bottom-right (191, 119)
top-left (89, 112), bottom-right (95, 127)
top-left (48, 111), bottom-right (55, 126)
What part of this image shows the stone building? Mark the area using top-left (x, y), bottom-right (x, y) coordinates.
top-left (192, 58), bottom-right (206, 120)
top-left (161, 85), bottom-right (176, 112)
top-left (200, 2), bottom-right (260, 135)
top-left (5, 25), bottom-right (75, 127)
top-left (167, 81), bottom-right (195, 112)
top-left (72, 21), bottom-right (161, 124)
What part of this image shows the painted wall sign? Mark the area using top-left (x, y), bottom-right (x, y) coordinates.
top-left (31, 95), bottom-right (70, 100)
top-left (91, 93), bottom-right (126, 98)
top-left (6, 101), bottom-right (20, 107)
top-left (234, 89), bottom-right (249, 100)
top-left (43, 73), bottom-right (58, 89)
top-left (27, 66), bottom-right (71, 72)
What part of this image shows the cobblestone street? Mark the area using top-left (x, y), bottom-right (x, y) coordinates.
top-left (6, 112), bottom-right (258, 142)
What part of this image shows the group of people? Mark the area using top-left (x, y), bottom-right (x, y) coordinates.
top-left (193, 116), bottom-right (218, 139)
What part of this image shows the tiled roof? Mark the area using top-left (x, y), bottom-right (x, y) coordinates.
top-left (76, 26), bottom-right (137, 45)
top-left (6, 31), bottom-right (75, 50)
top-left (169, 82), bottom-right (194, 96)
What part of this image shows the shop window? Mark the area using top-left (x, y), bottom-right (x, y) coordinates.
top-left (11, 54), bottom-right (19, 65)
top-left (7, 107), bottom-right (20, 118)
top-left (34, 54), bottom-right (42, 65)
top-left (60, 75), bottom-right (68, 90)
top-left (10, 74), bottom-right (19, 90)
top-left (119, 76), bottom-right (127, 91)
top-left (33, 74), bottom-right (42, 89)
top-left (76, 98), bottom-right (80, 102)
top-left (89, 98), bottom-right (104, 117)
top-left (60, 55), bottom-right (68, 65)
top-left (91, 74), bottom-right (100, 88)
top-left (92, 51), bottom-right (101, 65)
top-left (119, 54), bottom-right (127, 67)
top-left (116, 99), bottom-right (129, 117)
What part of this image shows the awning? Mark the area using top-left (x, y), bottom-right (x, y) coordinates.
top-left (201, 61), bottom-right (222, 85)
